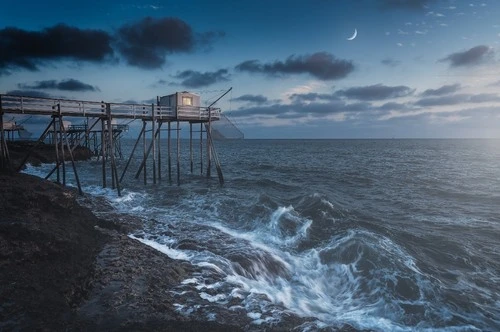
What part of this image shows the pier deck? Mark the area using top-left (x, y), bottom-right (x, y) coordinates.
top-left (0, 93), bottom-right (226, 196)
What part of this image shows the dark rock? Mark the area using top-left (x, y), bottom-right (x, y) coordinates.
top-left (5, 140), bottom-right (93, 170)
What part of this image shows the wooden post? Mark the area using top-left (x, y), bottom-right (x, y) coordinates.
top-left (158, 120), bottom-right (162, 181)
top-left (101, 117), bottom-right (106, 188)
top-left (0, 96), bottom-right (9, 170)
top-left (109, 119), bottom-right (115, 190)
top-left (207, 108), bottom-right (212, 178)
top-left (107, 104), bottom-right (121, 196)
top-left (168, 121), bottom-right (172, 183)
top-left (53, 116), bottom-right (60, 183)
top-left (60, 118), bottom-right (83, 195)
top-left (143, 120), bottom-right (147, 185)
top-left (190, 122), bottom-right (193, 173)
top-left (120, 120), bottom-right (145, 183)
top-left (177, 121), bottom-right (180, 186)
top-left (58, 109), bottom-right (66, 186)
top-left (45, 118), bottom-right (100, 180)
top-left (152, 104), bottom-right (156, 184)
top-left (200, 122), bottom-right (203, 175)
top-left (134, 124), bottom-right (162, 180)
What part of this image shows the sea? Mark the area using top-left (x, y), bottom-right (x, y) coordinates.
top-left (23, 138), bottom-right (500, 331)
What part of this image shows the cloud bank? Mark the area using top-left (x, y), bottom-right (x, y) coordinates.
top-left (440, 45), bottom-right (494, 67)
top-left (18, 79), bottom-right (99, 92)
top-left (0, 18), bottom-right (224, 74)
top-left (235, 52), bottom-right (355, 80)
top-left (0, 24), bottom-right (113, 73)
top-left (173, 69), bottom-right (230, 88)
top-left (335, 84), bottom-right (415, 101)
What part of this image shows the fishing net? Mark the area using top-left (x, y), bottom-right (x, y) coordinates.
top-left (211, 113), bottom-right (244, 140)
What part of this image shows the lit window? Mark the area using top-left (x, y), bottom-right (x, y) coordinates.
top-left (182, 96), bottom-right (192, 106)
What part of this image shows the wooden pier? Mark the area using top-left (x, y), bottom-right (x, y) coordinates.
top-left (0, 90), bottom-right (229, 196)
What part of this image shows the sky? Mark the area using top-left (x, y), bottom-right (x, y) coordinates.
top-left (2, 0), bottom-right (500, 138)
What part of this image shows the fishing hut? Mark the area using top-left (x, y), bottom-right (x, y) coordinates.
top-left (0, 88), bottom-right (232, 196)
top-left (2, 120), bottom-right (32, 140)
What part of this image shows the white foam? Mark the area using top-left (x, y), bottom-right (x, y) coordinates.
top-left (247, 312), bottom-right (261, 319)
top-left (182, 278), bottom-right (199, 285)
top-left (199, 292), bottom-right (226, 303)
top-left (129, 235), bottom-right (189, 260)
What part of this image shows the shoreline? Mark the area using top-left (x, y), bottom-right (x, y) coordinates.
top-left (1, 171), bottom-right (350, 331)
top-left (0, 172), bottom-right (247, 331)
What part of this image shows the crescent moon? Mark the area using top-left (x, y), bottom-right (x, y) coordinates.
top-left (347, 29), bottom-right (357, 41)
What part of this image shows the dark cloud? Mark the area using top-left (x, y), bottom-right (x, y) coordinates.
top-left (415, 93), bottom-right (500, 106)
top-left (455, 106), bottom-right (500, 118)
top-left (233, 94), bottom-right (268, 104)
top-left (377, 102), bottom-right (412, 111)
top-left (420, 83), bottom-right (462, 97)
top-left (439, 45), bottom-right (494, 67)
top-left (335, 84), bottom-right (415, 101)
top-left (116, 17), bottom-right (223, 69)
top-left (0, 24), bottom-right (113, 73)
top-left (469, 93), bottom-right (500, 103)
top-left (381, 58), bottom-right (401, 67)
top-left (6, 90), bottom-right (52, 98)
top-left (379, 0), bottom-right (435, 10)
top-left (116, 17), bottom-right (193, 69)
top-left (231, 99), bottom-right (373, 119)
top-left (150, 79), bottom-right (177, 88)
top-left (173, 69), bottom-right (230, 88)
top-left (18, 79), bottom-right (99, 92)
top-left (0, 18), bottom-right (224, 73)
top-left (290, 93), bottom-right (339, 103)
top-left (235, 52), bottom-right (354, 80)
top-left (414, 94), bottom-right (470, 106)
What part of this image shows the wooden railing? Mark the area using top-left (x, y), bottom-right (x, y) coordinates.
top-left (0, 94), bottom-right (220, 121)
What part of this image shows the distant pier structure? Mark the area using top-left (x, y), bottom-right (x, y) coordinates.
top-left (0, 88), bottom-right (234, 196)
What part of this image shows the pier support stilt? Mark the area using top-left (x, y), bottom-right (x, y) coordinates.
top-left (206, 110), bottom-right (212, 178)
top-left (168, 121), bottom-right (172, 183)
top-left (120, 120), bottom-right (145, 183)
top-left (190, 122), bottom-right (193, 174)
top-left (58, 111), bottom-right (66, 186)
top-left (200, 122), bottom-right (203, 175)
top-left (134, 122), bottom-right (163, 182)
top-left (143, 121), bottom-right (147, 185)
top-left (101, 118), bottom-right (107, 188)
top-left (0, 98), bottom-right (12, 171)
top-left (177, 121), bottom-right (180, 186)
top-left (152, 105), bottom-right (157, 184)
top-left (53, 116), bottom-right (61, 183)
top-left (106, 104), bottom-right (121, 196)
top-left (46, 118), bottom-right (100, 180)
top-left (60, 118), bottom-right (83, 195)
top-left (158, 121), bottom-right (162, 181)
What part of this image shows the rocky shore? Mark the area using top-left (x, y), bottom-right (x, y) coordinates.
top-left (0, 147), bottom-right (359, 331)
top-left (0, 172), bottom-right (250, 331)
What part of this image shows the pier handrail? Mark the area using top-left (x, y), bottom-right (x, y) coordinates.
top-left (0, 94), bottom-right (220, 121)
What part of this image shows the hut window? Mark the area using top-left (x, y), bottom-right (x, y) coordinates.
top-left (182, 96), bottom-right (193, 106)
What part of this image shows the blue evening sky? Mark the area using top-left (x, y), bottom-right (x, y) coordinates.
top-left (1, 0), bottom-right (500, 138)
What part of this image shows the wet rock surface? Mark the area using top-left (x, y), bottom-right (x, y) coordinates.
top-left (0, 172), bottom-right (360, 331)
top-left (6, 140), bottom-right (93, 170)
